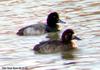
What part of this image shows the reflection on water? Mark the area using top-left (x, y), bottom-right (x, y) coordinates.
top-left (47, 32), bottom-right (59, 40)
top-left (0, 0), bottom-right (100, 70)
top-left (61, 49), bottom-right (77, 60)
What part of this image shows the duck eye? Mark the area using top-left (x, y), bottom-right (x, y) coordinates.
top-left (65, 35), bottom-right (68, 39)
top-left (68, 33), bottom-right (72, 35)
top-left (53, 16), bottom-right (57, 18)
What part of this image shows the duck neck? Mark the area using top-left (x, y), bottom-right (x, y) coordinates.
top-left (46, 24), bottom-right (59, 32)
top-left (47, 22), bottom-right (58, 28)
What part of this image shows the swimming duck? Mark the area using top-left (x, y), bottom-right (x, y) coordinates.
top-left (33, 29), bottom-right (81, 53)
top-left (17, 12), bottom-right (65, 36)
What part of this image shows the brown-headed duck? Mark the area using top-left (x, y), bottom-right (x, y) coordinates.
top-left (33, 29), bottom-right (81, 53)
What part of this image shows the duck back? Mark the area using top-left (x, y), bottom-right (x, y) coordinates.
top-left (33, 40), bottom-right (62, 53)
top-left (17, 24), bottom-right (46, 36)
top-left (33, 40), bottom-right (75, 53)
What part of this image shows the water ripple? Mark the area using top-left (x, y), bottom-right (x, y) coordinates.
top-left (0, 0), bottom-right (99, 70)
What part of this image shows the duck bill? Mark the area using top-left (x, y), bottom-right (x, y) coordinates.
top-left (58, 19), bottom-right (66, 24)
top-left (73, 36), bottom-right (81, 40)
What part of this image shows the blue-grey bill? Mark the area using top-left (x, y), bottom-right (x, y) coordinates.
top-left (58, 19), bottom-right (66, 23)
top-left (73, 36), bottom-right (81, 40)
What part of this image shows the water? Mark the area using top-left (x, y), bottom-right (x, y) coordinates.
top-left (0, 0), bottom-right (100, 70)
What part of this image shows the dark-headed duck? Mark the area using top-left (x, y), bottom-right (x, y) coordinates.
top-left (17, 12), bottom-right (65, 36)
top-left (33, 29), bottom-right (81, 53)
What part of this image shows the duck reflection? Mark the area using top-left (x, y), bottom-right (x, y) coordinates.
top-left (46, 32), bottom-right (59, 40)
top-left (61, 49), bottom-right (77, 60)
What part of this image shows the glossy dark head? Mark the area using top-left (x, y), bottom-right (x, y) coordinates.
top-left (45, 12), bottom-right (66, 32)
top-left (47, 12), bottom-right (59, 28)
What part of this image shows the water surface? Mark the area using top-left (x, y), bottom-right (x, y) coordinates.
top-left (0, 0), bottom-right (100, 70)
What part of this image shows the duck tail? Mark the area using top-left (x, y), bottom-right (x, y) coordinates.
top-left (33, 45), bottom-right (40, 51)
top-left (16, 28), bottom-right (24, 36)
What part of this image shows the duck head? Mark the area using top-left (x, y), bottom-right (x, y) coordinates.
top-left (46, 12), bottom-right (65, 32)
top-left (62, 29), bottom-right (81, 44)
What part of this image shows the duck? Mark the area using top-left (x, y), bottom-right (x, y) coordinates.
top-left (17, 12), bottom-right (65, 36)
top-left (33, 29), bottom-right (81, 53)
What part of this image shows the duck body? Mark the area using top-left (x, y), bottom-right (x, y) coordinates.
top-left (17, 12), bottom-right (65, 36)
top-left (33, 40), bottom-right (76, 53)
top-left (33, 29), bottom-right (81, 53)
